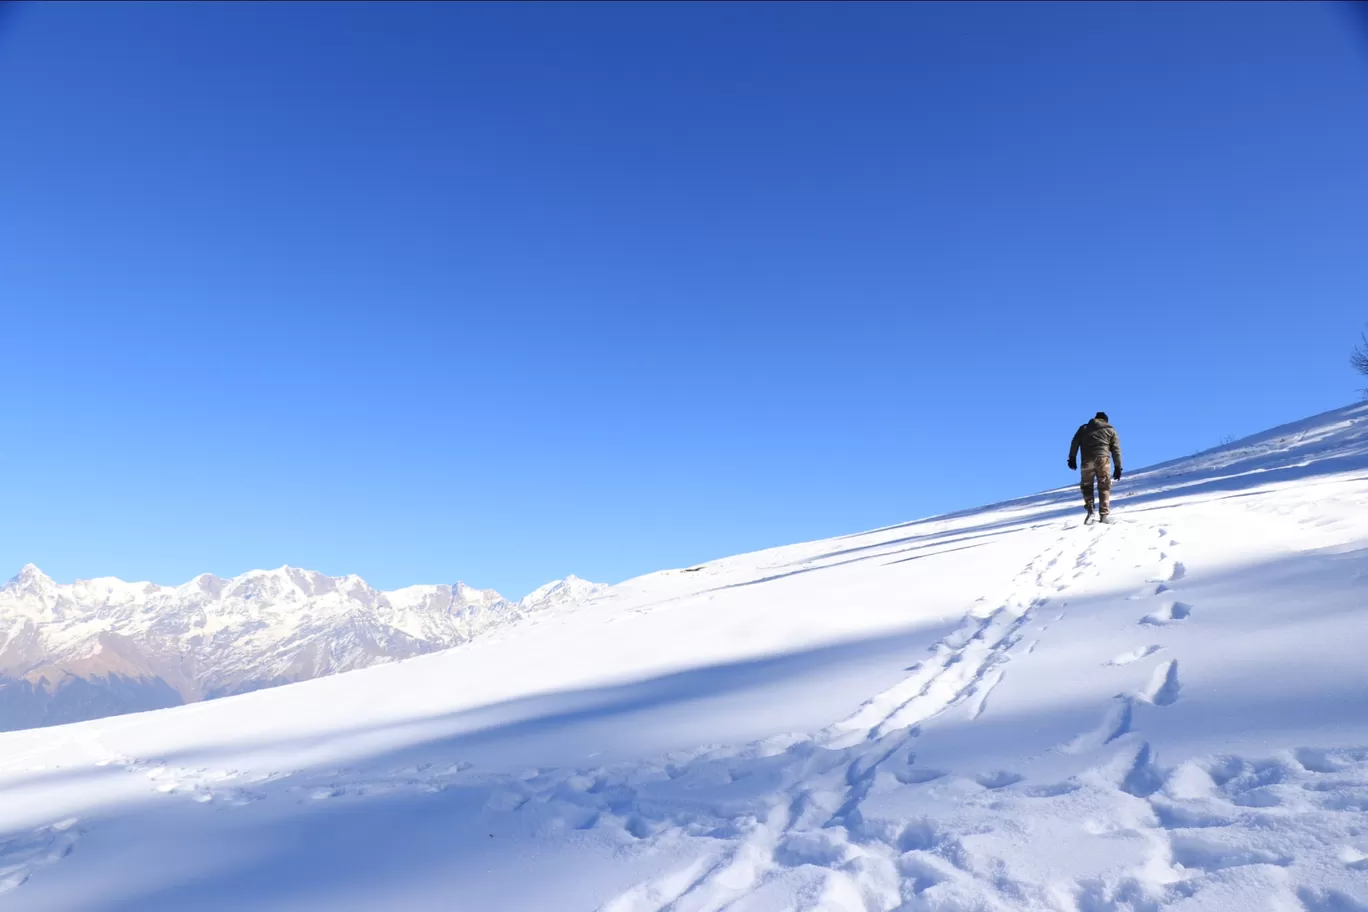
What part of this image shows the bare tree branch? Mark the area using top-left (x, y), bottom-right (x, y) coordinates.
top-left (1354, 330), bottom-right (1368, 398)
top-left (1354, 330), bottom-right (1368, 377)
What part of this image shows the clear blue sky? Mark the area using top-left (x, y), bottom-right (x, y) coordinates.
top-left (2, 2), bottom-right (1366, 597)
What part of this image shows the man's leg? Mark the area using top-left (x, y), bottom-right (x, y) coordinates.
top-left (1097, 456), bottom-right (1113, 516)
top-left (1080, 462), bottom-right (1096, 515)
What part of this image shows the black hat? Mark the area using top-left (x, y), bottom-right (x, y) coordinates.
top-left (1095, 411), bottom-right (1109, 421)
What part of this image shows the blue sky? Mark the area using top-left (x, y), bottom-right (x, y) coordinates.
top-left (2, 2), bottom-right (1366, 597)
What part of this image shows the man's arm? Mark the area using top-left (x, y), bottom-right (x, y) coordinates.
top-left (1068, 428), bottom-right (1082, 469)
top-left (1110, 429), bottom-right (1123, 478)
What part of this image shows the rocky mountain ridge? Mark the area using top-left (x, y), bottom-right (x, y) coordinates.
top-left (0, 564), bottom-right (607, 731)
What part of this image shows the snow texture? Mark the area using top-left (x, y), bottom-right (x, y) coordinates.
top-left (1, 402), bottom-right (1367, 911)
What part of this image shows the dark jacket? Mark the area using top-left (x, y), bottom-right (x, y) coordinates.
top-left (1070, 419), bottom-right (1122, 469)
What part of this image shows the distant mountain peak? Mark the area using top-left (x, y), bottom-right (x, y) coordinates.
top-left (10, 562), bottom-right (52, 584)
top-left (5, 564), bottom-right (58, 599)
top-left (518, 574), bottom-right (608, 609)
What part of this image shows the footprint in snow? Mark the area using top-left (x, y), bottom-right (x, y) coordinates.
top-left (1168, 833), bottom-right (1291, 871)
top-left (1295, 747), bottom-right (1352, 774)
top-left (1338, 847), bottom-right (1368, 871)
top-left (896, 768), bottom-right (947, 785)
top-left (1024, 781), bottom-right (1081, 798)
top-left (1061, 696), bottom-right (1133, 755)
top-left (0, 819), bottom-right (81, 895)
top-left (1298, 886), bottom-right (1368, 912)
top-left (1140, 602), bottom-right (1192, 626)
top-left (1107, 645), bottom-right (1164, 666)
top-left (1141, 660), bottom-right (1181, 707)
top-left (975, 770), bottom-right (1025, 790)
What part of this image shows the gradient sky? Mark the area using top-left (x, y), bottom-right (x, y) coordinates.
top-left (2, 1), bottom-right (1366, 597)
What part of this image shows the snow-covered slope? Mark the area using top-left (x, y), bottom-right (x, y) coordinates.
top-left (1, 403), bottom-right (1366, 911)
top-left (0, 567), bottom-right (607, 731)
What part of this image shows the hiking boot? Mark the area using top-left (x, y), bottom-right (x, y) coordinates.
top-left (1084, 508), bottom-right (1096, 525)
top-left (1099, 514), bottom-right (1113, 524)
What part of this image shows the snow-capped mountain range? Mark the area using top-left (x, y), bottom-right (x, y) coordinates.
top-left (0, 565), bottom-right (607, 732)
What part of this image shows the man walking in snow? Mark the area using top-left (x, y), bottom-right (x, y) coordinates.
top-left (1069, 412), bottom-right (1123, 524)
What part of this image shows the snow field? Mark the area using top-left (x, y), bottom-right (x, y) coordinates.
top-left (1, 403), bottom-right (1366, 910)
